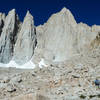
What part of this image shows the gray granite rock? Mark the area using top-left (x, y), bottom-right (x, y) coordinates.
top-left (10, 76), bottom-right (22, 84)
top-left (0, 13), bottom-right (5, 36)
top-left (0, 9), bottom-right (20, 63)
top-left (6, 84), bottom-right (16, 93)
top-left (13, 11), bottom-right (37, 64)
top-left (35, 7), bottom-right (77, 62)
top-left (34, 7), bottom-right (98, 64)
top-left (0, 7), bottom-right (100, 100)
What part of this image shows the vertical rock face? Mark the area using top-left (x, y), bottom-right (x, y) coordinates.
top-left (90, 25), bottom-right (100, 48)
top-left (35, 7), bottom-right (98, 63)
top-left (35, 7), bottom-right (78, 62)
top-left (0, 7), bottom-right (100, 67)
top-left (32, 25), bottom-right (45, 64)
top-left (0, 13), bottom-right (5, 36)
top-left (0, 9), bottom-right (20, 63)
top-left (76, 23), bottom-right (98, 53)
top-left (13, 11), bottom-right (37, 64)
top-left (92, 25), bottom-right (100, 33)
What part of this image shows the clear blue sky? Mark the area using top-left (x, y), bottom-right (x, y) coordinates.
top-left (0, 0), bottom-right (100, 26)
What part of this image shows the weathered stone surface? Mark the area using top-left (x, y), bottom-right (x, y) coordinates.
top-left (34, 7), bottom-right (98, 63)
top-left (76, 23), bottom-right (98, 53)
top-left (13, 11), bottom-right (37, 64)
top-left (34, 7), bottom-right (78, 63)
top-left (0, 7), bottom-right (99, 66)
top-left (6, 83), bottom-right (16, 92)
top-left (2, 76), bottom-right (10, 83)
top-left (10, 93), bottom-right (50, 100)
top-left (10, 76), bottom-right (22, 84)
top-left (0, 7), bottom-right (100, 100)
top-left (43, 7), bottom-right (78, 62)
top-left (92, 25), bottom-right (100, 33)
top-left (11, 94), bottom-right (35, 100)
top-left (0, 9), bottom-right (20, 63)
top-left (0, 13), bottom-right (5, 36)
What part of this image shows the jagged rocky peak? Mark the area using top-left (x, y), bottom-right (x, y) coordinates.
top-left (56, 7), bottom-right (77, 26)
top-left (13, 10), bottom-right (37, 65)
top-left (35, 7), bottom-right (78, 62)
top-left (60, 7), bottom-right (67, 12)
top-left (0, 7), bottom-right (99, 66)
top-left (0, 13), bottom-right (5, 20)
top-left (46, 7), bottom-right (77, 27)
top-left (0, 9), bottom-right (21, 63)
top-left (60, 7), bottom-right (76, 21)
top-left (35, 7), bottom-right (100, 63)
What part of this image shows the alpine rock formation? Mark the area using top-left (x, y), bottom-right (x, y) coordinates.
top-left (34, 8), bottom-right (78, 62)
top-left (0, 9), bottom-right (20, 63)
top-left (33, 8), bottom-right (98, 63)
top-left (13, 11), bottom-right (37, 65)
top-left (0, 13), bottom-right (5, 36)
top-left (1, 7), bottom-right (100, 100)
top-left (0, 7), bottom-right (99, 68)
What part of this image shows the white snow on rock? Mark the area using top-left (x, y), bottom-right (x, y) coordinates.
top-left (0, 60), bottom-right (36, 69)
top-left (39, 59), bottom-right (48, 68)
top-left (0, 59), bottom-right (48, 69)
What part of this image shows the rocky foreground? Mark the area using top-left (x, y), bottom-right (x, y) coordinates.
top-left (0, 51), bottom-right (100, 100)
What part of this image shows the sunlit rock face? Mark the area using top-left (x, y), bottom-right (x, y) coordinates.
top-left (13, 11), bottom-right (37, 65)
top-left (34, 8), bottom-right (98, 63)
top-left (0, 7), bottom-right (99, 67)
top-left (34, 8), bottom-right (78, 62)
top-left (76, 23), bottom-right (98, 53)
top-left (0, 7), bottom-right (100, 100)
top-left (0, 9), bottom-right (20, 63)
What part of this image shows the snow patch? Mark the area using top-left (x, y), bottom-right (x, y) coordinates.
top-left (0, 63), bottom-right (6, 67)
top-left (0, 59), bottom-right (47, 69)
top-left (39, 59), bottom-right (48, 68)
top-left (0, 60), bottom-right (36, 69)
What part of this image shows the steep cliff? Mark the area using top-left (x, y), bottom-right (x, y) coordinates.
top-left (0, 9), bottom-right (20, 63)
top-left (0, 7), bottom-right (99, 67)
top-left (13, 11), bottom-right (37, 64)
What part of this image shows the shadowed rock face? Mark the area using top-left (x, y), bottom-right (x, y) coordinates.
top-left (13, 11), bottom-right (37, 64)
top-left (0, 13), bottom-right (5, 36)
top-left (0, 9), bottom-right (20, 63)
